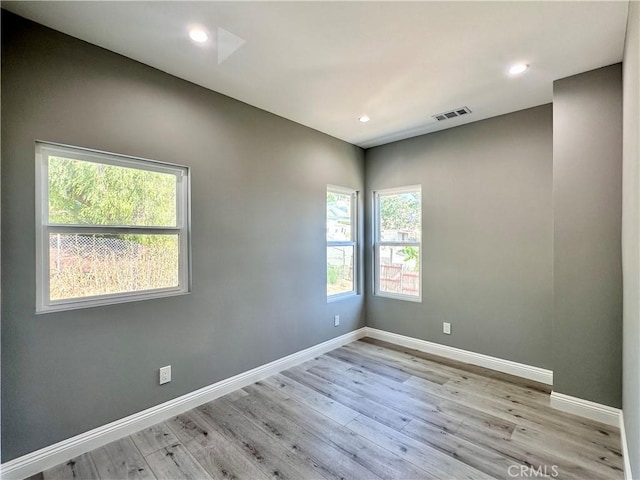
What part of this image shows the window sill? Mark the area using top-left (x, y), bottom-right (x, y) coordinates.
top-left (327, 292), bottom-right (358, 303)
top-left (36, 288), bottom-right (190, 314)
top-left (374, 292), bottom-right (422, 303)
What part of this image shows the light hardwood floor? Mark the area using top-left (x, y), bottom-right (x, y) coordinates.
top-left (28, 338), bottom-right (624, 480)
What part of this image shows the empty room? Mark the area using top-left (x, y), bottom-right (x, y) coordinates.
top-left (1, 1), bottom-right (639, 479)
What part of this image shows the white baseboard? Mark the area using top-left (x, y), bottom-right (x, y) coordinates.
top-left (550, 391), bottom-right (632, 476)
top-left (364, 328), bottom-right (632, 476)
top-left (620, 411), bottom-right (634, 480)
top-left (4, 326), bottom-right (631, 480)
top-left (363, 327), bottom-right (553, 385)
top-left (549, 391), bottom-right (621, 427)
top-left (0, 328), bottom-right (366, 480)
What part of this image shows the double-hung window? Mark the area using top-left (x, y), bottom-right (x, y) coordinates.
top-left (36, 142), bottom-right (191, 312)
top-left (327, 185), bottom-right (358, 300)
top-left (374, 185), bottom-right (421, 301)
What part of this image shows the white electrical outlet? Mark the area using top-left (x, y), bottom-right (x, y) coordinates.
top-left (159, 365), bottom-right (171, 385)
top-left (443, 322), bottom-right (451, 335)
top-left (334, 315), bottom-right (340, 327)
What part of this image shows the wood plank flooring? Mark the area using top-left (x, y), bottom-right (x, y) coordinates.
top-left (28, 338), bottom-right (624, 480)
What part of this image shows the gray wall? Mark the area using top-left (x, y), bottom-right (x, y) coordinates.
top-left (2, 7), bottom-right (632, 468)
top-left (365, 105), bottom-right (554, 369)
top-left (622, 0), bottom-right (640, 476)
top-left (1, 12), bottom-right (365, 461)
top-left (553, 65), bottom-right (623, 408)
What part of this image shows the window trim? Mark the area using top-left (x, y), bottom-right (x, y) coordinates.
top-left (327, 184), bottom-right (359, 302)
top-left (373, 185), bottom-right (422, 302)
top-left (35, 141), bottom-right (191, 313)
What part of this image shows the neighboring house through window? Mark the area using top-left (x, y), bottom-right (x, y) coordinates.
top-left (327, 185), bottom-right (358, 300)
top-left (374, 185), bottom-right (422, 301)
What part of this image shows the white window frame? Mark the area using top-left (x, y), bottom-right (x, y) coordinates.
top-left (327, 185), bottom-right (359, 302)
top-left (35, 141), bottom-right (191, 313)
top-left (373, 185), bottom-right (422, 302)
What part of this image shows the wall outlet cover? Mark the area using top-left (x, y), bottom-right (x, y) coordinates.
top-left (443, 322), bottom-right (451, 335)
top-left (334, 315), bottom-right (340, 327)
top-left (159, 365), bottom-right (171, 385)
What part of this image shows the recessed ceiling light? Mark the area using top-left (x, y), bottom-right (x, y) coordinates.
top-left (359, 116), bottom-right (370, 123)
top-left (509, 63), bottom-right (529, 75)
top-left (189, 28), bottom-right (209, 44)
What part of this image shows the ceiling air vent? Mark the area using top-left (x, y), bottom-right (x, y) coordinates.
top-left (433, 106), bottom-right (472, 122)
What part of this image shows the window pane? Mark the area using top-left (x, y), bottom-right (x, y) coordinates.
top-left (327, 245), bottom-right (354, 296)
top-left (377, 245), bottom-right (420, 297)
top-left (327, 191), bottom-right (352, 241)
top-left (48, 156), bottom-right (178, 226)
top-left (49, 233), bottom-right (179, 300)
top-left (379, 191), bottom-right (421, 242)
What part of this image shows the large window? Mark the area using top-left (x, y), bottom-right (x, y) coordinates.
top-left (374, 186), bottom-right (421, 301)
top-left (35, 142), bottom-right (191, 312)
top-left (327, 185), bottom-right (358, 300)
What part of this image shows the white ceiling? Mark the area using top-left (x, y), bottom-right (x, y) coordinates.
top-left (3, 1), bottom-right (630, 148)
